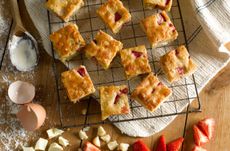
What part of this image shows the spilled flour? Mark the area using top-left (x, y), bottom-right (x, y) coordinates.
top-left (0, 75), bottom-right (37, 151)
top-left (0, 1), bottom-right (38, 150)
top-left (0, 0), bottom-right (10, 51)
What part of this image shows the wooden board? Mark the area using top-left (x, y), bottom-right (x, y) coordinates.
top-left (0, 0), bottom-right (230, 150)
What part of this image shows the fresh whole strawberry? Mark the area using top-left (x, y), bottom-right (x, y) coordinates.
top-left (155, 135), bottom-right (166, 151)
top-left (193, 125), bottom-right (209, 146)
top-left (197, 118), bottom-right (215, 140)
top-left (167, 137), bottom-right (184, 151)
top-left (84, 142), bottom-right (101, 151)
top-left (192, 146), bottom-right (207, 151)
top-left (133, 140), bottom-right (150, 151)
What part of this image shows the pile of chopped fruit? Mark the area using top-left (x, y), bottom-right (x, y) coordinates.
top-left (21, 118), bottom-right (215, 151)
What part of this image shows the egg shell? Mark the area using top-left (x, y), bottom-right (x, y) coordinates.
top-left (8, 81), bottom-right (35, 104)
top-left (17, 103), bottom-right (46, 131)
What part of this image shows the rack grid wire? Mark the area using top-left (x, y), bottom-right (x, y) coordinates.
top-left (45, 0), bottom-right (202, 129)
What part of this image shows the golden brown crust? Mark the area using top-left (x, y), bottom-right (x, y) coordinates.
top-left (50, 23), bottom-right (86, 62)
top-left (99, 85), bottom-right (130, 120)
top-left (97, 0), bottom-right (131, 34)
top-left (120, 45), bottom-right (152, 79)
top-left (144, 0), bottom-right (173, 11)
top-left (46, 0), bottom-right (84, 22)
top-left (84, 30), bottom-right (123, 69)
top-left (131, 73), bottom-right (172, 112)
top-left (160, 45), bottom-right (197, 83)
top-left (61, 65), bottom-right (95, 103)
top-left (141, 11), bottom-right (178, 48)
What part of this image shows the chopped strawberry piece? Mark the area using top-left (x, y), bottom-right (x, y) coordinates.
top-left (115, 12), bottom-right (122, 22)
top-left (77, 67), bottom-right (86, 77)
top-left (197, 118), bottom-right (215, 140)
top-left (193, 125), bottom-right (209, 146)
top-left (175, 49), bottom-right (179, 56)
top-left (168, 23), bottom-right (176, 33)
top-left (155, 135), bottom-right (166, 151)
top-left (120, 88), bottom-right (128, 94)
top-left (192, 146), bottom-right (207, 151)
top-left (133, 140), bottom-right (150, 151)
top-left (165, 0), bottom-right (171, 5)
top-left (93, 39), bottom-right (97, 44)
top-left (169, 23), bottom-right (173, 27)
top-left (157, 82), bottom-right (162, 86)
top-left (176, 67), bottom-right (184, 75)
top-left (84, 142), bottom-right (101, 151)
top-left (114, 94), bottom-right (120, 104)
top-left (121, 106), bottom-right (129, 113)
top-left (157, 13), bottom-right (166, 25)
top-left (132, 51), bottom-right (142, 58)
top-left (167, 137), bottom-right (184, 151)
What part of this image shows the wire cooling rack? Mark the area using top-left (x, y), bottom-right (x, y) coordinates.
top-left (45, 0), bottom-right (202, 129)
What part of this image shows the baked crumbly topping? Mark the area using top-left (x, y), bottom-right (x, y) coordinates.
top-left (131, 73), bottom-right (172, 112)
top-left (144, 0), bottom-right (173, 11)
top-left (160, 45), bottom-right (197, 83)
top-left (120, 45), bottom-right (152, 79)
top-left (99, 85), bottom-right (130, 120)
top-left (141, 11), bottom-right (178, 48)
top-left (61, 65), bottom-right (95, 103)
top-left (84, 30), bottom-right (123, 69)
top-left (50, 23), bottom-right (85, 62)
top-left (46, 0), bottom-right (84, 22)
top-left (97, 0), bottom-right (131, 34)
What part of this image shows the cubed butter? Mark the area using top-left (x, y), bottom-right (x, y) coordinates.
top-left (118, 143), bottom-right (129, 151)
top-left (92, 136), bottom-right (100, 147)
top-left (47, 128), bottom-right (64, 139)
top-left (22, 146), bottom-right (35, 151)
top-left (48, 143), bottom-right (63, 151)
top-left (82, 126), bottom-right (90, 132)
top-left (107, 141), bottom-right (118, 150)
top-left (79, 130), bottom-right (88, 140)
top-left (97, 126), bottom-right (106, 136)
top-left (100, 134), bottom-right (111, 143)
top-left (35, 138), bottom-right (48, 151)
top-left (58, 136), bottom-right (69, 147)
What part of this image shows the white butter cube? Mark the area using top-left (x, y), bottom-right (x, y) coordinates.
top-left (22, 146), bottom-right (35, 151)
top-left (118, 143), bottom-right (129, 151)
top-left (100, 134), bottom-right (111, 143)
top-left (47, 128), bottom-right (64, 139)
top-left (82, 126), bottom-right (90, 132)
top-left (35, 138), bottom-right (48, 150)
top-left (79, 130), bottom-right (88, 140)
top-left (48, 143), bottom-right (63, 151)
top-left (107, 141), bottom-right (118, 150)
top-left (58, 136), bottom-right (69, 147)
top-left (97, 126), bottom-right (106, 136)
top-left (93, 136), bottom-right (101, 147)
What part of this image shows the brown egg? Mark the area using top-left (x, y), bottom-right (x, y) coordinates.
top-left (8, 81), bottom-right (35, 104)
top-left (17, 103), bottom-right (46, 131)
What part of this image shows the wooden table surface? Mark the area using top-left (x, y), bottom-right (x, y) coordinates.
top-left (1, 0), bottom-right (230, 150)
